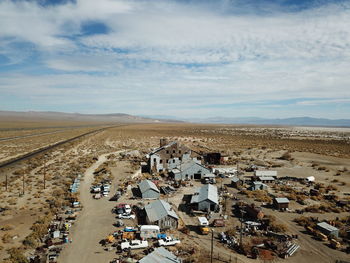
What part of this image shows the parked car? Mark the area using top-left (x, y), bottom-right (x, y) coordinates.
top-left (120, 240), bottom-right (148, 251)
top-left (124, 204), bottom-right (132, 214)
top-left (158, 236), bottom-right (181, 246)
top-left (118, 213), bottom-right (135, 219)
top-left (124, 227), bottom-right (137, 232)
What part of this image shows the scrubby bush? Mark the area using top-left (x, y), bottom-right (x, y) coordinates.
top-left (6, 247), bottom-right (29, 263)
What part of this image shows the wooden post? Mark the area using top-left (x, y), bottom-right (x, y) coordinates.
top-left (22, 174), bottom-right (25, 195)
top-left (43, 165), bottom-right (46, 190)
top-left (210, 229), bottom-right (214, 263)
top-left (5, 174), bottom-right (8, 191)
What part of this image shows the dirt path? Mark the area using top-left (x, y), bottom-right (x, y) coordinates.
top-left (58, 150), bottom-right (127, 263)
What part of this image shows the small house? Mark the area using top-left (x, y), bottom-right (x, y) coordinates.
top-left (190, 184), bottom-right (219, 212)
top-left (138, 247), bottom-right (182, 263)
top-left (140, 225), bottom-right (160, 239)
top-left (245, 204), bottom-right (264, 220)
top-left (250, 181), bottom-right (268, 191)
top-left (144, 200), bottom-right (179, 230)
top-left (273, 197), bottom-right (289, 210)
top-left (138, 179), bottom-right (160, 199)
top-left (316, 222), bottom-right (339, 238)
top-left (231, 177), bottom-right (242, 188)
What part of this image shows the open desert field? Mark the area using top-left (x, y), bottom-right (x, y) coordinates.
top-left (0, 123), bottom-right (349, 263)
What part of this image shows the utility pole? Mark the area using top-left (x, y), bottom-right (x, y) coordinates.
top-left (43, 165), bottom-right (46, 190)
top-left (22, 174), bottom-right (25, 195)
top-left (240, 207), bottom-right (245, 246)
top-left (210, 229), bottom-right (214, 263)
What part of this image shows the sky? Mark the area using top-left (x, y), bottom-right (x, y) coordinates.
top-left (0, 0), bottom-right (350, 119)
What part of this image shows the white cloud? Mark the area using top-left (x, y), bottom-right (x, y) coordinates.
top-left (0, 0), bottom-right (350, 118)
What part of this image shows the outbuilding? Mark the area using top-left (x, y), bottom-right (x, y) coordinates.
top-left (273, 197), bottom-right (290, 211)
top-left (250, 181), bottom-right (268, 191)
top-left (231, 177), bottom-right (242, 188)
top-left (316, 222), bottom-right (339, 238)
top-left (170, 160), bottom-right (211, 181)
top-left (138, 247), bottom-right (182, 263)
top-left (138, 179), bottom-right (160, 199)
top-left (144, 200), bottom-right (179, 230)
top-left (190, 184), bottom-right (219, 212)
top-left (255, 170), bottom-right (277, 177)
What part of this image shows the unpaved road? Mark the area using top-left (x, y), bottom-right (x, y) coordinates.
top-left (58, 151), bottom-right (129, 263)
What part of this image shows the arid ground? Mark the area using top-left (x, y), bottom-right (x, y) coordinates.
top-left (0, 123), bottom-right (349, 263)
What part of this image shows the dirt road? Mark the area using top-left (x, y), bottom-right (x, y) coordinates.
top-left (58, 151), bottom-right (128, 263)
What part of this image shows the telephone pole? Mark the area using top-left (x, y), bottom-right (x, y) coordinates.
top-left (22, 174), bottom-right (25, 195)
top-left (211, 229), bottom-right (214, 263)
top-left (43, 165), bottom-right (46, 190)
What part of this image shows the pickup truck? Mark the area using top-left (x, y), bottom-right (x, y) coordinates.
top-left (158, 237), bottom-right (181, 246)
top-left (120, 240), bottom-right (148, 251)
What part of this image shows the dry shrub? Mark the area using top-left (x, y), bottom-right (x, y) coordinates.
top-left (1, 224), bottom-right (14, 231)
top-left (294, 216), bottom-right (316, 227)
top-left (2, 233), bottom-right (13, 243)
top-left (6, 247), bottom-right (29, 263)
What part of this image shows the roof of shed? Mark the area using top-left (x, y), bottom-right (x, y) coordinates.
top-left (191, 184), bottom-right (218, 204)
top-left (145, 200), bottom-right (179, 222)
top-left (274, 197), bottom-right (290, 203)
top-left (139, 247), bottom-right (181, 263)
top-left (317, 222), bottom-right (339, 232)
top-left (138, 179), bottom-right (159, 193)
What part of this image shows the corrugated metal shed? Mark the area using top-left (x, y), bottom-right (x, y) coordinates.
top-left (317, 222), bottom-right (338, 232)
top-left (139, 179), bottom-right (160, 194)
top-left (255, 170), bottom-right (277, 177)
top-left (191, 184), bottom-right (218, 204)
top-left (231, 177), bottom-right (240, 183)
top-left (139, 247), bottom-right (181, 263)
top-left (145, 200), bottom-right (179, 222)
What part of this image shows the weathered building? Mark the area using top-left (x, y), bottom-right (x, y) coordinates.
top-left (138, 179), bottom-right (160, 199)
top-left (170, 160), bottom-right (211, 181)
top-left (249, 181), bottom-right (268, 191)
top-left (138, 247), bottom-right (182, 263)
top-left (190, 184), bottom-right (219, 212)
top-left (273, 197), bottom-right (290, 210)
top-left (316, 222), bottom-right (339, 238)
top-left (148, 139), bottom-right (202, 174)
top-left (245, 204), bottom-right (264, 220)
top-left (144, 200), bottom-right (179, 230)
top-left (231, 177), bottom-right (242, 188)
top-left (254, 170), bottom-right (277, 178)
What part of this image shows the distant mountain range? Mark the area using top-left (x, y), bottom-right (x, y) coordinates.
top-left (185, 116), bottom-right (350, 127)
top-left (0, 111), bottom-right (181, 124)
top-left (1, 111), bottom-right (349, 127)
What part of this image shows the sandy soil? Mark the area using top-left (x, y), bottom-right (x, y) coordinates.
top-left (58, 151), bottom-right (131, 263)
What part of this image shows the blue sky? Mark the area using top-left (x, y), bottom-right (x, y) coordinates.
top-left (1, 0), bottom-right (350, 119)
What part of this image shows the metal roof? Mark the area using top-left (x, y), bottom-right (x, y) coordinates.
top-left (255, 170), bottom-right (277, 177)
top-left (231, 177), bottom-right (240, 183)
top-left (138, 179), bottom-right (160, 194)
top-left (191, 184), bottom-right (218, 204)
top-left (149, 141), bottom-right (178, 155)
top-left (317, 222), bottom-right (339, 232)
top-left (139, 247), bottom-right (181, 263)
top-left (145, 200), bottom-right (179, 222)
top-left (258, 176), bottom-right (275, 181)
top-left (274, 197), bottom-right (290, 203)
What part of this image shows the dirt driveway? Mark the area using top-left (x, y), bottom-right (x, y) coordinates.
top-left (58, 151), bottom-right (129, 263)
